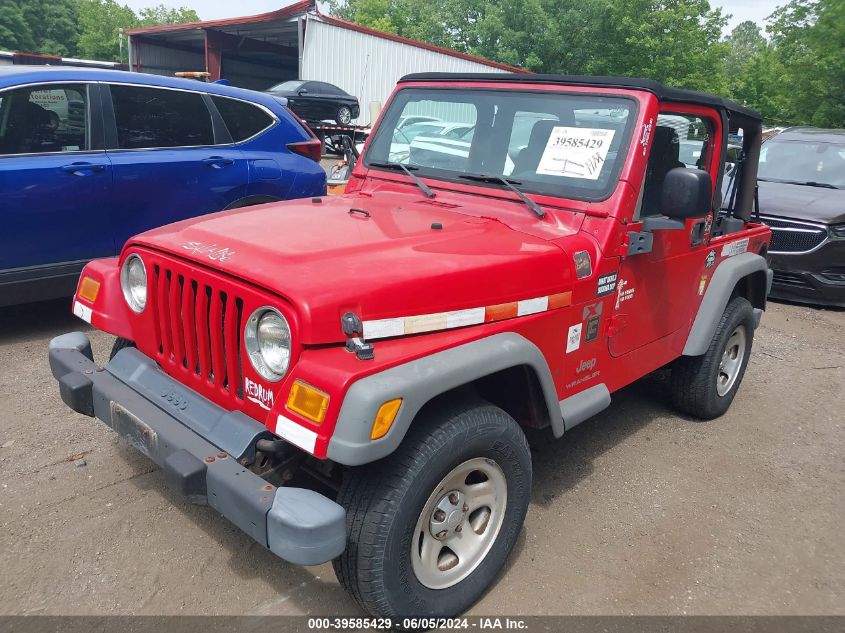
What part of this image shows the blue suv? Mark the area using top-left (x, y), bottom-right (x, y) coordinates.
top-left (0, 67), bottom-right (326, 307)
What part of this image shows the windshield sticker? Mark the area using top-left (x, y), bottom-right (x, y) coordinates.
top-left (640, 118), bottom-right (653, 156)
top-left (596, 272), bottom-right (618, 297)
top-left (573, 251), bottom-right (592, 279)
top-left (566, 323), bottom-right (583, 353)
top-left (721, 237), bottom-right (749, 258)
top-left (536, 126), bottom-right (616, 180)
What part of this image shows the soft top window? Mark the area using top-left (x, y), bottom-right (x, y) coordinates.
top-left (365, 88), bottom-right (637, 202)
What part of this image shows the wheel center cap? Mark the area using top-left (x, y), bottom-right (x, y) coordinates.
top-left (445, 509), bottom-right (463, 530)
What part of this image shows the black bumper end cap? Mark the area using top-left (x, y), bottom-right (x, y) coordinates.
top-left (163, 449), bottom-right (208, 505)
top-left (58, 371), bottom-right (94, 416)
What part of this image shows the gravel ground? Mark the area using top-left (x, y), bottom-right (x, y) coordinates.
top-left (0, 298), bottom-right (842, 616)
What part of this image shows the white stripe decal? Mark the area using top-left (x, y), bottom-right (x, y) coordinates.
top-left (363, 318), bottom-right (405, 340)
top-left (517, 296), bottom-right (549, 316)
top-left (362, 295), bottom-right (563, 341)
top-left (275, 414), bottom-right (317, 454)
top-left (446, 307), bottom-right (486, 329)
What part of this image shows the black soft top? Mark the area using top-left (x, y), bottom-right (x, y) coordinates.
top-left (400, 73), bottom-right (762, 123)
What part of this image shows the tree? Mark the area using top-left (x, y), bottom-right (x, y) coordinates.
top-left (767, 0), bottom-right (845, 127)
top-left (588, 0), bottom-right (730, 93)
top-left (77, 0), bottom-right (138, 61)
top-left (137, 4), bottom-right (199, 27)
top-left (0, 0), bottom-right (35, 52)
top-left (77, 0), bottom-right (200, 62)
top-left (21, 0), bottom-right (80, 56)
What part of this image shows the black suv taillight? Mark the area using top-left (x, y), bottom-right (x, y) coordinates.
top-left (287, 139), bottom-right (322, 162)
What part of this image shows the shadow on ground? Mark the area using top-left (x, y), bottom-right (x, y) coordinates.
top-left (0, 298), bottom-right (86, 346)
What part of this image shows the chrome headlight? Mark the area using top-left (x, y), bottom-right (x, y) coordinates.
top-left (120, 254), bottom-right (147, 313)
top-left (244, 307), bottom-right (291, 382)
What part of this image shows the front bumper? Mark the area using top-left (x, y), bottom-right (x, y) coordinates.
top-left (769, 242), bottom-right (845, 307)
top-left (48, 332), bottom-right (346, 566)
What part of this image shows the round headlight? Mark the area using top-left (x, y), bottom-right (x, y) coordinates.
top-left (245, 307), bottom-right (291, 381)
top-left (120, 254), bottom-right (147, 313)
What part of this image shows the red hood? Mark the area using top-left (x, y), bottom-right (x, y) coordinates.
top-left (130, 193), bottom-right (573, 344)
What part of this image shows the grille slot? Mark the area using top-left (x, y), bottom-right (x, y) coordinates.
top-left (761, 216), bottom-right (827, 253)
top-left (152, 262), bottom-right (244, 401)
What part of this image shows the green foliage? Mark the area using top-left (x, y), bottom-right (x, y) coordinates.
top-left (76, 0), bottom-right (136, 61)
top-left (767, 0), bottom-right (844, 127)
top-left (331, 0), bottom-right (845, 127)
top-left (137, 5), bottom-right (200, 27)
top-left (0, 0), bottom-right (200, 63)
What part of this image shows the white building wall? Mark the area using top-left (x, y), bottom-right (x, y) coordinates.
top-left (301, 17), bottom-right (511, 126)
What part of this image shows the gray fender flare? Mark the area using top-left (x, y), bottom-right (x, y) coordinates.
top-left (326, 332), bottom-right (562, 466)
top-left (683, 251), bottom-right (768, 356)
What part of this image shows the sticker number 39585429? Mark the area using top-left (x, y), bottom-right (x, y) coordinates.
top-left (536, 127), bottom-right (616, 181)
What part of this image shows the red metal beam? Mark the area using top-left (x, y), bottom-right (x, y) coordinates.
top-left (126, 0), bottom-right (315, 36)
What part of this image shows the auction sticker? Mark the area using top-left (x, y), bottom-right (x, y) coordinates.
top-left (537, 126), bottom-right (616, 180)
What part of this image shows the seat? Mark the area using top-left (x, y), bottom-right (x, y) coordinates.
top-left (641, 126), bottom-right (685, 215)
top-left (511, 120), bottom-right (560, 177)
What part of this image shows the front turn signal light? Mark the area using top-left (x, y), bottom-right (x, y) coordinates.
top-left (78, 276), bottom-right (100, 303)
top-left (371, 398), bottom-right (402, 440)
top-left (286, 380), bottom-right (330, 424)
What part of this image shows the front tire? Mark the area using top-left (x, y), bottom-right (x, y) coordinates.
top-left (333, 399), bottom-right (531, 619)
top-left (671, 296), bottom-right (755, 419)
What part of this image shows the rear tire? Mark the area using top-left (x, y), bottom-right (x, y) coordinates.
top-left (333, 398), bottom-right (531, 619)
top-left (671, 296), bottom-right (755, 419)
top-left (336, 106), bottom-right (352, 125)
top-left (109, 337), bottom-right (135, 361)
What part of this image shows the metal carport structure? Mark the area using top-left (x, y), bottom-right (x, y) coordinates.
top-left (126, 0), bottom-right (526, 125)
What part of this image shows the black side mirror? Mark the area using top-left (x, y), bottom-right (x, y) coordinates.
top-left (661, 167), bottom-right (712, 219)
top-left (297, 88), bottom-right (308, 95)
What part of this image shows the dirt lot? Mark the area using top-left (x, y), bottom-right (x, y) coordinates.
top-left (0, 298), bottom-right (842, 616)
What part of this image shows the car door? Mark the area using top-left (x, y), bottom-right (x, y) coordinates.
top-left (608, 108), bottom-right (721, 357)
top-left (102, 83), bottom-right (248, 251)
top-left (0, 81), bottom-right (113, 271)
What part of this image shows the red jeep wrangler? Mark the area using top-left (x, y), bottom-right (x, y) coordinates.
top-left (49, 74), bottom-right (771, 619)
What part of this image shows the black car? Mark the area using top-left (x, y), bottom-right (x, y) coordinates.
top-left (266, 80), bottom-right (360, 125)
top-left (756, 127), bottom-right (845, 307)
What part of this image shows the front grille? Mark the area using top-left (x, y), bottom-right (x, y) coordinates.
top-left (762, 216), bottom-right (827, 253)
top-left (772, 270), bottom-right (813, 288)
top-left (151, 263), bottom-right (245, 402)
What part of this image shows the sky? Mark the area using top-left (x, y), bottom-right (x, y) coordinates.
top-left (125, 0), bottom-right (784, 35)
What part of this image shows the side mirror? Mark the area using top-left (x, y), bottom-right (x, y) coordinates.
top-left (297, 88), bottom-right (308, 95)
top-left (661, 167), bottom-right (712, 219)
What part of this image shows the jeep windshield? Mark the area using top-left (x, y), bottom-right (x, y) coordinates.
top-left (365, 88), bottom-right (637, 202)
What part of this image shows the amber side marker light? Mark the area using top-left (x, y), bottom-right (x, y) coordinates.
top-left (371, 398), bottom-right (403, 440)
top-left (286, 380), bottom-right (330, 424)
top-left (78, 277), bottom-right (101, 303)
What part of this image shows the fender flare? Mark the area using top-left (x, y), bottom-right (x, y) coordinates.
top-left (683, 251), bottom-right (769, 356)
top-left (326, 332), bottom-right (562, 466)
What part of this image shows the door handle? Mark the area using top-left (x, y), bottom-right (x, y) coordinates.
top-left (203, 156), bottom-right (234, 168)
top-left (61, 162), bottom-right (107, 175)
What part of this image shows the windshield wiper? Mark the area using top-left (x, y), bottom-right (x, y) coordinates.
top-left (368, 161), bottom-right (435, 198)
top-left (759, 177), bottom-right (839, 189)
top-left (458, 174), bottom-right (546, 218)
